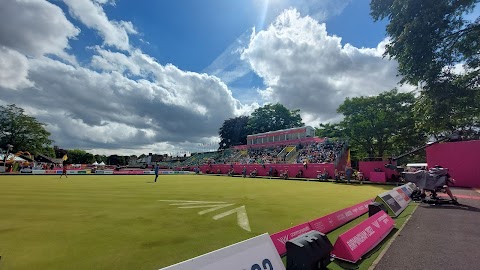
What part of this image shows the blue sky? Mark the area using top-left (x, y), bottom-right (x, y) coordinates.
top-left (0, 0), bottom-right (419, 155)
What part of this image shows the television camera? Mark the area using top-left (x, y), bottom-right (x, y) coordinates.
top-left (384, 131), bottom-right (461, 205)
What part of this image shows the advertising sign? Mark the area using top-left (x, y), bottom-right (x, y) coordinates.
top-left (332, 211), bottom-right (395, 263)
top-left (159, 233), bottom-right (285, 270)
top-left (375, 187), bottom-right (411, 217)
top-left (308, 199), bottom-right (372, 236)
top-left (270, 223), bottom-right (312, 256)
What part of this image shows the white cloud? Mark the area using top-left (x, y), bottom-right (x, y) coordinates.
top-left (0, 0), bottom-right (79, 90)
top-left (0, 46), bottom-right (33, 89)
top-left (62, 0), bottom-right (136, 51)
top-left (242, 9), bottom-right (412, 125)
top-left (0, 0), bottom-right (79, 58)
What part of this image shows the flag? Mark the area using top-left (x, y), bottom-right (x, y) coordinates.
top-left (346, 149), bottom-right (351, 167)
top-left (62, 154), bottom-right (68, 161)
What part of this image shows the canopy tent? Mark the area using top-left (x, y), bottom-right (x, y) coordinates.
top-left (92, 161), bottom-right (99, 165)
top-left (0, 154), bottom-right (26, 162)
top-left (99, 161), bottom-right (105, 165)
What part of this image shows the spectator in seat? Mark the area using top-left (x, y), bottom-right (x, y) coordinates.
top-left (282, 169), bottom-right (289, 180)
top-left (296, 169), bottom-right (303, 178)
top-left (250, 168), bottom-right (258, 178)
top-left (322, 168), bottom-right (329, 181)
top-left (228, 168), bottom-right (235, 176)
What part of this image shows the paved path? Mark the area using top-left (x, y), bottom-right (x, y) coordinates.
top-left (374, 188), bottom-right (480, 270)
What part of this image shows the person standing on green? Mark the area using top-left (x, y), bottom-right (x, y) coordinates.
top-left (154, 164), bottom-right (159, 182)
top-left (345, 166), bottom-right (353, 184)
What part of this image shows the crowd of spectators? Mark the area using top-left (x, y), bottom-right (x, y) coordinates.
top-left (296, 140), bottom-right (345, 164)
top-left (180, 140), bottom-right (346, 166)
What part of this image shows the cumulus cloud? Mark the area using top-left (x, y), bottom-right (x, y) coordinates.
top-left (0, 0), bottom-right (80, 58)
top-left (0, 46), bottom-right (33, 89)
top-left (242, 9), bottom-right (411, 125)
top-left (0, 0), bottom-right (79, 90)
top-left (0, 1), bottom-right (406, 155)
top-left (0, 0), bottom-right (244, 154)
top-left (62, 0), bottom-right (136, 51)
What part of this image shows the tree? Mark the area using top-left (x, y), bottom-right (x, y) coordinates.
top-left (0, 104), bottom-right (52, 155)
top-left (315, 123), bottom-right (344, 139)
top-left (247, 103), bottom-right (303, 135)
top-left (42, 146), bottom-right (56, 158)
top-left (67, 149), bottom-right (95, 164)
top-left (370, 0), bottom-right (480, 134)
top-left (107, 155), bottom-right (126, 165)
top-left (338, 89), bottom-right (424, 159)
top-left (218, 116), bottom-right (250, 149)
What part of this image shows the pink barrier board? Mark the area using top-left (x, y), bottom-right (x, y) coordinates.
top-left (270, 222), bottom-right (312, 256)
top-left (270, 199), bottom-right (373, 256)
top-left (369, 172), bottom-right (386, 183)
top-left (308, 199), bottom-right (372, 234)
top-left (332, 211), bottom-right (395, 263)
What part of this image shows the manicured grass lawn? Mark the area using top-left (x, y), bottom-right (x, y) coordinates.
top-left (0, 175), bottom-right (392, 270)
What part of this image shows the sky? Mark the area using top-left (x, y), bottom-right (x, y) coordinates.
top-left (0, 0), bottom-right (414, 156)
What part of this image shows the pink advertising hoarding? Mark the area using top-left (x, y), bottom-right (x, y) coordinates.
top-left (269, 199), bottom-right (373, 256)
top-left (426, 140), bottom-right (480, 188)
top-left (308, 199), bottom-right (372, 234)
top-left (269, 222), bottom-right (312, 256)
top-left (332, 211), bottom-right (395, 263)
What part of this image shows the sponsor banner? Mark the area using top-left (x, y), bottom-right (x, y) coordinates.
top-left (77, 170), bottom-right (87, 174)
top-left (95, 170), bottom-right (104, 174)
top-left (103, 170), bottom-right (114, 174)
top-left (375, 187), bottom-right (411, 217)
top-left (332, 211), bottom-right (395, 263)
top-left (114, 170), bottom-right (145, 174)
top-left (67, 170), bottom-right (77, 174)
top-left (393, 187), bottom-right (411, 206)
top-left (270, 222), bottom-right (312, 256)
top-left (45, 170), bottom-right (57, 174)
top-left (309, 199), bottom-right (372, 235)
top-left (32, 170), bottom-right (46, 174)
top-left (159, 233), bottom-right (285, 270)
top-left (20, 168), bottom-right (32, 173)
top-left (143, 171), bottom-right (155, 175)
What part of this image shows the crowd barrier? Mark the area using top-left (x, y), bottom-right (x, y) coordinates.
top-left (270, 199), bottom-right (372, 256)
top-left (332, 211), bottom-right (395, 263)
top-left (374, 183), bottom-right (413, 217)
top-left (199, 163), bottom-right (335, 179)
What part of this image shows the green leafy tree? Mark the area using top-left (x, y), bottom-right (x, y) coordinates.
top-left (107, 155), bottom-right (126, 165)
top-left (218, 116), bottom-right (250, 149)
top-left (41, 146), bottom-right (56, 158)
top-left (370, 0), bottom-right (480, 134)
top-left (338, 89), bottom-right (424, 159)
top-left (67, 149), bottom-right (95, 164)
top-left (315, 123), bottom-right (344, 139)
top-left (247, 103), bottom-right (303, 135)
top-left (94, 154), bottom-right (107, 164)
top-left (0, 104), bottom-right (52, 155)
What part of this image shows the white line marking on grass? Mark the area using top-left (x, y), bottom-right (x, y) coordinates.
top-left (158, 200), bottom-right (251, 232)
top-left (213, 205), bottom-right (251, 232)
top-left (197, 204), bottom-right (234, 215)
top-left (179, 204), bottom-right (232, 210)
top-left (158, 200), bottom-right (225, 204)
